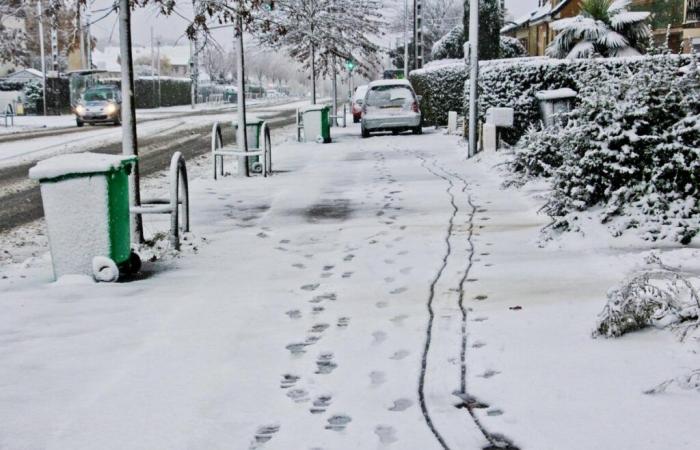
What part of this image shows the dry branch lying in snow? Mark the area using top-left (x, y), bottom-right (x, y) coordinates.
top-left (594, 253), bottom-right (700, 339)
top-left (645, 369), bottom-right (700, 395)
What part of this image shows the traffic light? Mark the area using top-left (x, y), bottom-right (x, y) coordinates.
top-left (345, 59), bottom-right (356, 72)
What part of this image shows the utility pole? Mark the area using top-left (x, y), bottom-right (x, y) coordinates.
top-left (50, 27), bottom-right (58, 72)
top-left (118, 0), bottom-right (144, 243)
top-left (151, 27), bottom-right (156, 107)
top-left (468, 0), bottom-right (479, 158)
top-left (416, 0), bottom-right (423, 69)
top-left (310, 44), bottom-right (316, 104)
top-left (37, 0), bottom-right (47, 116)
top-left (403, 0), bottom-right (409, 76)
top-left (157, 39), bottom-right (162, 108)
top-left (332, 56), bottom-right (337, 127)
top-left (235, 17), bottom-right (249, 177)
top-left (86, 8), bottom-right (92, 69)
top-left (78, 3), bottom-right (85, 69)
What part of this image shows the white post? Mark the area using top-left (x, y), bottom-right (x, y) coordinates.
top-left (86, 8), bottom-right (93, 69)
top-left (468, 0), bottom-right (479, 158)
top-left (37, 0), bottom-right (47, 116)
top-left (311, 42), bottom-right (316, 104)
top-left (332, 57), bottom-right (337, 127)
top-left (235, 17), bottom-right (249, 177)
top-left (119, 0), bottom-right (143, 243)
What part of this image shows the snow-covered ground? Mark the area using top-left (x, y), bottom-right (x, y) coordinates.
top-left (0, 124), bottom-right (697, 449)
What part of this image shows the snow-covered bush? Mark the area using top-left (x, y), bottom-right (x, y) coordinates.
top-left (500, 36), bottom-right (527, 59)
top-left (594, 254), bottom-right (699, 338)
top-left (465, 54), bottom-right (692, 144)
top-left (431, 24), bottom-right (464, 60)
top-left (22, 80), bottom-right (43, 114)
top-left (542, 56), bottom-right (700, 243)
top-left (410, 61), bottom-right (467, 126)
top-left (508, 125), bottom-right (567, 184)
top-left (431, 24), bottom-right (527, 61)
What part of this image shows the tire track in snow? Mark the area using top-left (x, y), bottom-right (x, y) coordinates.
top-left (414, 153), bottom-right (458, 450)
top-left (430, 162), bottom-right (518, 450)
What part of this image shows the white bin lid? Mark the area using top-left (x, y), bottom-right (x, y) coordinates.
top-left (535, 88), bottom-right (578, 101)
top-left (29, 153), bottom-right (136, 181)
top-left (301, 104), bottom-right (329, 112)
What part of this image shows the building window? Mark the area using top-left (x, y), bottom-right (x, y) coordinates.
top-left (687, 0), bottom-right (700, 24)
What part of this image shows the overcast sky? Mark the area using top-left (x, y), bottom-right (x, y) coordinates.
top-left (90, 0), bottom-right (541, 50)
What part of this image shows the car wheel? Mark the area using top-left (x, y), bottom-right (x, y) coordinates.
top-left (412, 127), bottom-right (422, 135)
top-left (392, 129), bottom-right (400, 135)
top-left (361, 127), bottom-right (370, 138)
top-left (76, 119), bottom-right (84, 127)
top-left (113, 117), bottom-right (121, 126)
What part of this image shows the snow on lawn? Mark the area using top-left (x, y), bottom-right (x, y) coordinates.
top-left (0, 125), bottom-right (697, 449)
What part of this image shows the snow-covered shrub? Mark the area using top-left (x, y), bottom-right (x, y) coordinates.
top-left (465, 54), bottom-right (692, 145)
top-left (431, 24), bottom-right (527, 61)
top-left (431, 24), bottom-right (464, 60)
top-left (543, 56), bottom-right (700, 242)
top-left (22, 80), bottom-right (43, 114)
top-left (508, 125), bottom-right (567, 184)
top-left (500, 36), bottom-right (527, 59)
top-left (410, 61), bottom-right (467, 126)
top-left (594, 254), bottom-right (700, 338)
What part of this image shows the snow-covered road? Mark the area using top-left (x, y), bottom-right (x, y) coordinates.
top-left (0, 125), bottom-right (697, 449)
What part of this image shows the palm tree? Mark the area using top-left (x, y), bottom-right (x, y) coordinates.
top-left (546, 0), bottom-right (651, 59)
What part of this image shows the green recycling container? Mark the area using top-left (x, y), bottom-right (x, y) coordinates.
top-left (234, 118), bottom-right (266, 173)
top-left (29, 153), bottom-right (138, 281)
top-left (302, 105), bottom-right (332, 143)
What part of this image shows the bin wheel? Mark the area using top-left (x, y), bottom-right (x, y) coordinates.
top-left (92, 256), bottom-right (119, 282)
top-left (76, 118), bottom-right (84, 127)
top-left (123, 251), bottom-right (142, 275)
top-left (412, 127), bottom-right (423, 135)
top-left (251, 161), bottom-right (263, 174)
top-left (361, 127), bottom-right (370, 138)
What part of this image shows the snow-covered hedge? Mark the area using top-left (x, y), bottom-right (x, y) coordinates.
top-left (99, 78), bottom-right (192, 108)
top-left (431, 25), bottom-right (528, 61)
top-left (464, 54), bottom-right (693, 144)
top-left (499, 36), bottom-right (527, 59)
top-left (510, 55), bottom-right (700, 243)
top-left (410, 61), bottom-right (467, 126)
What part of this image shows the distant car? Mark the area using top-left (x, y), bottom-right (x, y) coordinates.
top-left (351, 85), bottom-right (368, 123)
top-left (74, 86), bottom-right (122, 127)
top-left (360, 79), bottom-right (421, 138)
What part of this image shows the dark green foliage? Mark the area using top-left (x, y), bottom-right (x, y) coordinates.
top-left (462, 0), bottom-right (502, 61)
top-left (99, 78), bottom-right (192, 109)
top-left (409, 62), bottom-right (467, 126)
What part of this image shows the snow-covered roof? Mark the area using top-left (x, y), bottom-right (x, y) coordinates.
top-left (92, 45), bottom-right (193, 73)
top-left (6, 68), bottom-right (44, 81)
top-left (535, 88), bottom-right (578, 101)
top-left (29, 153), bottom-right (137, 181)
top-left (501, 0), bottom-right (576, 33)
top-left (368, 79), bottom-right (412, 88)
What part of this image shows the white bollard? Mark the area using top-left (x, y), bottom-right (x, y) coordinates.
top-left (482, 123), bottom-right (497, 152)
top-left (447, 111), bottom-right (458, 134)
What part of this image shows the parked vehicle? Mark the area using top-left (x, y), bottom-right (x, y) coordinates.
top-left (382, 69), bottom-right (405, 80)
top-left (360, 79), bottom-right (421, 138)
top-left (74, 85), bottom-right (121, 127)
top-left (351, 85), bottom-right (368, 123)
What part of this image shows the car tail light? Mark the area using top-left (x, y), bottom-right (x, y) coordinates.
top-left (411, 101), bottom-right (419, 113)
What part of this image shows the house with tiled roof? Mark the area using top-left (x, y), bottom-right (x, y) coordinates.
top-left (502, 0), bottom-right (700, 57)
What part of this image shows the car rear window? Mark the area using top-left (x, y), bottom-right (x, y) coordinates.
top-left (353, 86), bottom-right (368, 101)
top-left (366, 85), bottom-right (414, 108)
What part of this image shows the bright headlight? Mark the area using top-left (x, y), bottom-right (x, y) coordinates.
top-left (75, 105), bottom-right (86, 116)
top-left (105, 103), bottom-right (117, 114)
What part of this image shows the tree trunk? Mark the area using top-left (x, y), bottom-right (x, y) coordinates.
top-left (119, 0), bottom-right (144, 243)
top-left (311, 43), bottom-right (316, 104)
top-left (235, 18), bottom-right (249, 177)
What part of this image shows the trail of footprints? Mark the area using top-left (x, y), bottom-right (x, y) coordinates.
top-left (252, 152), bottom-right (428, 447)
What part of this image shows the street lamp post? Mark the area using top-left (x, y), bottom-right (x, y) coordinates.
top-left (468, 0), bottom-right (480, 158)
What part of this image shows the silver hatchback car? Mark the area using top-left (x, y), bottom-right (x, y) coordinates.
top-left (360, 79), bottom-right (422, 138)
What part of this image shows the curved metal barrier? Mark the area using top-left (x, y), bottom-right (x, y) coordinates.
top-left (211, 121), bottom-right (272, 179)
top-left (131, 151), bottom-right (190, 250)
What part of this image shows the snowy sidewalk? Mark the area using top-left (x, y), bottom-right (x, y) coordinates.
top-left (0, 125), bottom-right (697, 449)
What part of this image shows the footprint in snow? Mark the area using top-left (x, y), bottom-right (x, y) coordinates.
top-left (316, 352), bottom-right (338, 375)
top-left (323, 265), bottom-right (335, 271)
top-left (479, 369), bottom-right (500, 379)
top-left (474, 295), bottom-right (488, 301)
top-left (376, 301), bottom-right (389, 309)
top-left (472, 341), bottom-right (486, 349)
top-left (487, 409), bottom-right (504, 416)
top-left (310, 395), bottom-right (333, 414)
top-left (390, 350), bottom-right (410, 361)
top-left (301, 283), bottom-right (320, 291)
top-left (280, 239), bottom-right (291, 244)
top-left (399, 267), bottom-right (413, 275)
top-left (343, 254), bottom-right (355, 262)
top-left (280, 373), bottom-right (300, 389)
top-left (388, 398), bottom-right (413, 412)
top-left (312, 306), bottom-right (325, 315)
top-left (390, 315), bottom-right (408, 326)
top-left (321, 273), bottom-right (332, 279)
top-left (342, 271), bottom-right (354, 279)
top-left (285, 309), bottom-right (302, 320)
top-left (310, 323), bottom-right (330, 333)
top-left (292, 263), bottom-right (306, 269)
top-left (372, 330), bottom-right (387, 345)
top-left (287, 388), bottom-right (310, 403)
top-left (375, 425), bottom-right (398, 445)
top-left (472, 316), bottom-right (489, 322)
top-left (250, 423), bottom-right (280, 447)
top-left (325, 415), bottom-right (352, 432)
top-left (390, 287), bottom-right (407, 295)
top-left (337, 317), bottom-right (350, 328)
top-left (384, 276), bottom-right (396, 283)
top-left (286, 342), bottom-right (308, 355)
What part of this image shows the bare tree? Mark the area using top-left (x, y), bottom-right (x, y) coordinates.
top-left (258, 0), bottom-right (383, 103)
